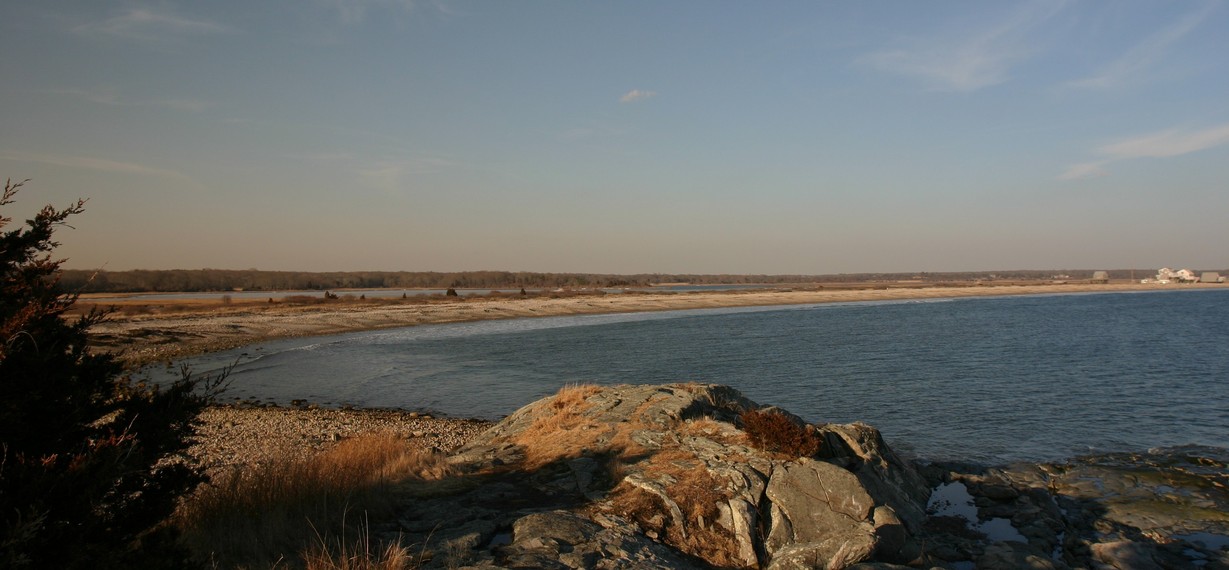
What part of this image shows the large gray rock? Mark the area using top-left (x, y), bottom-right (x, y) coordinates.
top-left (763, 459), bottom-right (878, 567)
top-left (500, 510), bottom-right (704, 569)
top-left (410, 383), bottom-right (931, 569)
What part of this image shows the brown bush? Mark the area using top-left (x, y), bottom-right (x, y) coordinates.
top-left (739, 408), bottom-right (822, 458)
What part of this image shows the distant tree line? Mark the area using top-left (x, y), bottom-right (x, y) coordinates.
top-left (58, 269), bottom-right (796, 292)
top-left (54, 268), bottom-right (1214, 294)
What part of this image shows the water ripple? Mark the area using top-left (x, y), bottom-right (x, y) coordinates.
top-left (159, 289), bottom-right (1229, 464)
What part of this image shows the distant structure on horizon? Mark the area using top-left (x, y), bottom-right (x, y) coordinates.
top-left (1144, 268), bottom-right (1211, 284)
top-left (1090, 271), bottom-right (1109, 284)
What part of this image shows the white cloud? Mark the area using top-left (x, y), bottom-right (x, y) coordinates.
top-left (0, 151), bottom-right (188, 180)
top-left (857, 1), bottom-right (1065, 92)
top-left (1099, 123), bottom-right (1229, 159)
top-left (43, 87), bottom-right (211, 113)
top-left (1059, 122), bottom-right (1229, 179)
top-left (74, 8), bottom-right (234, 41)
top-left (320, 0), bottom-right (424, 24)
top-left (296, 153), bottom-right (455, 194)
top-left (1058, 161), bottom-right (1108, 180)
top-left (859, 48), bottom-right (1018, 92)
top-left (619, 89), bottom-right (657, 103)
top-left (1066, 3), bottom-right (1217, 89)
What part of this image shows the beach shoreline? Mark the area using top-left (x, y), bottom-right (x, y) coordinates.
top-left (89, 281), bottom-right (1218, 366)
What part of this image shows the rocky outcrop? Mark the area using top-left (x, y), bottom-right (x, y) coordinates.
top-left (385, 383), bottom-right (931, 569)
top-left (376, 384), bottom-right (1229, 569)
top-left (917, 446), bottom-right (1229, 569)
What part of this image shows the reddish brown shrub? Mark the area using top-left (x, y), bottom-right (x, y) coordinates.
top-left (739, 408), bottom-right (822, 458)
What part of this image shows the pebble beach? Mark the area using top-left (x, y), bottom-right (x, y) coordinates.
top-left (188, 406), bottom-right (493, 473)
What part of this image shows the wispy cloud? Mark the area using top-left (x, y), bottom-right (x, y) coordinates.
top-left (1058, 161), bottom-right (1109, 181)
top-left (289, 151), bottom-right (455, 193)
top-left (857, 1), bottom-right (1065, 92)
top-left (1059, 122), bottom-right (1229, 179)
top-left (42, 87), bottom-right (211, 113)
top-left (321, 0), bottom-right (442, 24)
top-left (74, 8), bottom-right (234, 41)
top-left (357, 156), bottom-right (456, 194)
top-left (559, 124), bottom-right (626, 140)
top-left (0, 151), bottom-right (189, 180)
top-left (1066, 3), bottom-right (1217, 89)
top-left (619, 89), bottom-right (656, 104)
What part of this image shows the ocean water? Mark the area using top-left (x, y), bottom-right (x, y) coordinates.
top-left (158, 288), bottom-right (1229, 464)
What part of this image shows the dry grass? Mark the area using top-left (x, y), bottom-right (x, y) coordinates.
top-left (512, 383), bottom-right (607, 468)
top-left (175, 432), bottom-right (453, 569)
top-left (608, 449), bottom-right (745, 568)
top-left (510, 384), bottom-right (748, 566)
top-left (300, 520), bottom-right (416, 570)
top-left (677, 417), bottom-right (742, 445)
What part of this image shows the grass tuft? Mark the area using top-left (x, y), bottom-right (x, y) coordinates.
top-left (301, 517), bottom-right (415, 570)
top-left (175, 432), bottom-right (452, 569)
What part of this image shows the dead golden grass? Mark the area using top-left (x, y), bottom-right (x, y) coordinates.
top-left (608, 447), bottom-right (745, 568)
top-left (677, 417), bottom-right (743, 445)
top-left (505, 384), bottom-right (746, 566)
top-left (175, 432), bottom-right (452, 569)
top-left (300, 522), bottom-right (416, 570)
top-left (512, 383), bottom-right (607, 468)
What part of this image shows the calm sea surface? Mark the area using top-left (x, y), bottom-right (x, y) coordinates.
top-left (161, 289), bottom-right (1229, 464)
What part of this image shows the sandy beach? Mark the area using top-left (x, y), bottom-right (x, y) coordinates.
top-left (86, 281), bottom-right (1215, 366)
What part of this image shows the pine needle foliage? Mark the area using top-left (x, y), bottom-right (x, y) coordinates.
top-left (0, 179), bottom-right (224, 569)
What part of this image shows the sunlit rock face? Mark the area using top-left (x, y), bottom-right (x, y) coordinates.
top-left (381, 383), bottom-right (1229, 569)
top-left (399, 383), bottom-right (930, 569)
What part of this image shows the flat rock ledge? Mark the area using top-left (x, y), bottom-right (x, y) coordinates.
top-left (370, 383), bottom-right (1229, 570)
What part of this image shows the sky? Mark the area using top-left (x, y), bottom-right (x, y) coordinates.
top-left (2, 1), bottom-right (1227, 275)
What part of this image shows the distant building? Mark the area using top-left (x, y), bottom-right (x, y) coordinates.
top-left (1201, 272), bottom-right (1223, 283)
top-left (1090, 271), bottom-right (1109, 284)
top-left (1156, 267), bottom-right (1200, 283)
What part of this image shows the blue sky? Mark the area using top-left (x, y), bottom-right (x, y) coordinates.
top-left (2, 1), bottom-right (1226, 274)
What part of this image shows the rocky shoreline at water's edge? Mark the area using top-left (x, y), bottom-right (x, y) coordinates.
top-left (190, 387), bottom-right (1229, 569)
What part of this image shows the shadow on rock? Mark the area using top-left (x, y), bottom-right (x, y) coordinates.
top-left (379, 383), bottom-right (935, 569)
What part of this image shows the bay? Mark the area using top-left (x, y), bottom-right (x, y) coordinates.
top-left (157, 288), bottom-right (1229, 464)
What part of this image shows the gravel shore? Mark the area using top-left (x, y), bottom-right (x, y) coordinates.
top-left (188, 406), bottom-right (493, 474)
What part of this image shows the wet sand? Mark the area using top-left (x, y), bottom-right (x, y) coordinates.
top-left (88, 281), bottom-right (1210, 365)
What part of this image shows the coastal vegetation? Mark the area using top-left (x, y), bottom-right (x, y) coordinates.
top-left (0, 180), bottom-right (224, 568)
top-left (174, 432), bottom-right (453, 569)
top-left (56, 267), bottom-right (1207, 294)
top-left (739, 408), bottom-right (824, 458)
